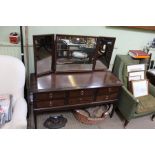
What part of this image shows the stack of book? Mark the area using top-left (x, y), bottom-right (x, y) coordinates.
top-left (128, 50), bottom-right (150, 59)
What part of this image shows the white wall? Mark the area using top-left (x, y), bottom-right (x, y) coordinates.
top-left (0, 26), bottom-right (155, 73)
top-left (0, 26), bottom-right (20, 43)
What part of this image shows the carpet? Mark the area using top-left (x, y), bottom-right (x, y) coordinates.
top-left (28, 109), bottom-right (155, 129)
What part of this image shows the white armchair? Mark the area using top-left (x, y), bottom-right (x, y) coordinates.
top-left (0, 55), bottom-right (27, 129)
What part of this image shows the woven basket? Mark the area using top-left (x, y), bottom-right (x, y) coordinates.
top-left (73, 105), bottom-right (112, 125)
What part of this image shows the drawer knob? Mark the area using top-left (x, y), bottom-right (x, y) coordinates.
top-left (81, 91), bottom-right (84, 95)
top-left (105, 96), bottom-right (109, 100)
top-left (49, 93), bottom-right (53, 99)
top-left (49, 101), bottom-right (53, 106)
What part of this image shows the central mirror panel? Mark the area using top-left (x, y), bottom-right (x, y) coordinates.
top-left (56, 34), bottom-right (97, 72)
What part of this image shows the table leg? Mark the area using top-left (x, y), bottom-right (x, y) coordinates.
top-left (110, 104), bottom-right (116, 118)
top-left (34, 112), bottom-right (37, 129)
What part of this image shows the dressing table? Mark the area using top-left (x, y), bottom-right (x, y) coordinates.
top-left (30, 34), bottom-right (122, 128)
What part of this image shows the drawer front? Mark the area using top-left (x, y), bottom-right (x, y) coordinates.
top-left (96, 93), bottom-right (118, 102)
top-left (34, 92), bottom-right (65, 101)
top-left (110, 93), bottom-right (118, 100)
top-left (35, 100), bottom-right (65, 108)
top-left (96, 95), bottom-right (110, 102)
top-left (97, 88), bottom-right (109, 95)
top-left (69, 97), bottom-right (93, 105)
top-left (108, 87), bottom-right (120, 93)
top-left (69, 89), bottom-right (94, 98)
top-left (97, 87), bottom-right (119, 95)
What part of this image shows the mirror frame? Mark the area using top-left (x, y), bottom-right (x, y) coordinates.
top-left (95, 36), bottom-right (116, 70)
top-left (33, 34), bottom-right (55, 76)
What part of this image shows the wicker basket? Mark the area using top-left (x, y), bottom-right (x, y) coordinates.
top-left (73, 105), bottom-right (112, 125)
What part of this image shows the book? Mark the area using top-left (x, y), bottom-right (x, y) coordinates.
top-left (128, 50), bottom-right (150, 59)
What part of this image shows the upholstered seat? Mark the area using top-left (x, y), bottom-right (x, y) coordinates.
top-left (112, 55), bottom-right (155, 127)
top-left (0, 55), bottom-right (27, 129)
top-left (136, 95), bottom-right (155, 114)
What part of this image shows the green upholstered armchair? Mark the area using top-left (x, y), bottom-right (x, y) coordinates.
top-left (112, 55), bottom-right (155, 127)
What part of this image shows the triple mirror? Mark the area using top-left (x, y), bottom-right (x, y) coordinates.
top-left (33, 34), bottom-right (116, 76)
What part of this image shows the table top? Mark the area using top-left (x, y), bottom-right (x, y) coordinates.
top-left (30, 71), bottom-right (122, 93)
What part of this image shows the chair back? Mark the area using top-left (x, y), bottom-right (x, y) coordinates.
top-left (0, 55), bottom-right (25, 102)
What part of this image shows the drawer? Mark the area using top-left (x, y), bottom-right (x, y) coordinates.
top-left (110, 93), bottom-right (118, 100)
top-left (68, 97), bottom-right (93, 105)
top-left (96, 93), bottom-right (118, 102)
top-left (69, 89), bottom-right (94, 97)
top-left (97, 87), bottom-right (119, 95)
top-left (96, 95), bottom-right (110, 102)
top-left (108, 87), bottom-right (120, 93)
top-left (35, 99), bottom-right (65, 108)
top-left (34, 92), bottom-right (65, 101)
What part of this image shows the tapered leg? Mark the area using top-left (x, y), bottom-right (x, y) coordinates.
top-left (34, 112), bottom-right (37, 129)
top-left (110, 104), bottom-right (116, 118)
top-left (124, 120), bottom-right (129, 128)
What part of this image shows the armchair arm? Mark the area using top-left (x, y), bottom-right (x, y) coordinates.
top-left (118, 86), bottom-right (139, 121)
top-left (149, 82), bottom-right (155, 97)
top-left (2, 98), bottom-right (27, 129)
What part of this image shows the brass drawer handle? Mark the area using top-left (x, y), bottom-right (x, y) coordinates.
top-left (49, 101), bottom-right (53, 106)
top-left (49, 93), bottom-right (53, 99)
top-left (81, 90), bottom-right (84, 95)
top-left (105, 96), bottom-right (109, 100)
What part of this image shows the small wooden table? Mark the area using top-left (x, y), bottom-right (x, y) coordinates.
top-left (30, 71), bottom-right (122, 128)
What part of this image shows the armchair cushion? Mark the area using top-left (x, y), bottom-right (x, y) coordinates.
top-left (136, 94), bottom-right (155, 114)
top-left (1, 98), bottom-right (27, 129)
top-left (0, 55), bottom-right (27, 129)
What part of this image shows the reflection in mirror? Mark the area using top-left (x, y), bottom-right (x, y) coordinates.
top-left (33, 35), bottom-right (54, 75)
top-left (95, 37), bottom-right (116, 70)
top-left (56, 35), bottom-right (97, 72)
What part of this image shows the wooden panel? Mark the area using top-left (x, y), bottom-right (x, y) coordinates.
top-left (110, 93), bottom-right (118, 100)
top-left (68, 97), bottom-right (93, 105)
top-left (35, 71), bottom-right (122, 91)
top-left (108, 87), bottom-right (120, 93)
top-left (97, 88), bottom-right (109, 95)
top-left (35, 100), bottom-right (64, 108)
top-left (97, 87), bottom-right (119, 95)
top-left (69, 89), bottom-right (94, 97)
top-left (96, 95), bottom-right (110, 102)
top-left (34, 92), bottom-right (65, 101)
top-left (96, 93), bottom-right (118, 102)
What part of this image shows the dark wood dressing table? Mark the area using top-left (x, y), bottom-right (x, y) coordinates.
top-left (30, 71), bottom-right (122, 128)
top-left (31, 34), bottom-right (122, 128)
